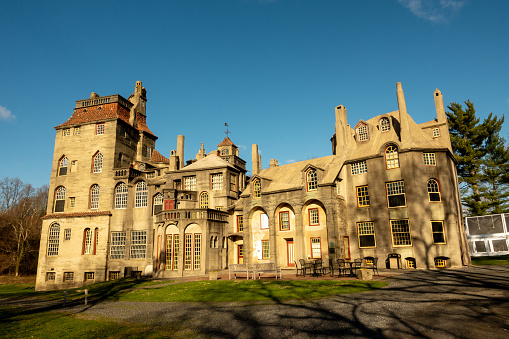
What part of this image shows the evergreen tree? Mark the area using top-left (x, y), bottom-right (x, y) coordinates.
top-left (447, 101), bottom-right (508, 215)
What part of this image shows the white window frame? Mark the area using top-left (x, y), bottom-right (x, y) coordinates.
top-left (130, 230), bottom-right (147, 259)
top-left (184, 176), bottom-right (196, 191)
top-left (90, 185), bottom-right (100, 209)
top-left (135, 181), bottom-right (148, 208)
top-left (93, 152), bottom-right (103, 173)
top-left (110, 231), bottom-right (126, 259)
top-left (115, 182), bottom-right (128, 209)
top-left (211, 173), bottom-right (223, 190)
top-left (351, 161), bottom-right (367, 175)
top-left (423, 153), bottom-right (436, 166)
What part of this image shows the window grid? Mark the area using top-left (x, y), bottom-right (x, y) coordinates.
top-left (46, 272), bottom-right (56, 281)
top-left (432, 127), bottom-right (440, 138)
top-left (309, 208), bottom-right (319, 225)
top-left (423, 153), bottom-right (436, 166)
top-left (386, 181), bottom-right (406, 207)
top-left (380, 117), bottom-right (390, 132)
top-left (230, 175), bottom-right (236, 192)
top-left (115, 183), bottom-right (128, 209)
top-left (357, 186), bottom-right (370, 207)
top-left (59, 157), bottom-right (68, 176)
top-left (427, 179), bottom-right (441, 202)
top-left (62, 128), bottom-right (70, 136)
top-left (74, 127), bottom-right (80, 135)
top-left (96, 123), bottom-right (104, 135)
top-left (64, 228), bottom-right (71, 241)
top-left (109, 271), bottom-right (120, 280)
top-left (130, 231), bottom-right (147, 259)
top-left (47, 224), bottom-right (60, 256)
top-left (385, 146), bottom-right (399, 169)
top-left (84, 272), bottom-right (95, 281)
top-left (185, 234), bottom-right (192, 270)
top-left (431, 221), bottom-right (446, 244)
top-left (110, 232), bottom-right (126, 259)
top-left (253, 179), bottom-right (261, 198)
top-left (357, 124), bottom-right (369, 141)
top-left (184, 176), bottom-right (196, 190)
top-left (262, 240), bottom-right (270, 259)
top-left (83, 228), bottom-right (92, 254)
top-left (358, 222), bottom-right (376, 248)
top-left (237, 215), bottom-right (243, 232)
top-left (95, 228), bottom-right (99, 254)
top-left (194, 234), bottom-right (201, 270)
top-left (435, 258), bottom-right (446, 267)
top-left (307, 169), bottom-right (318, 191)
top-left (135, 181), bottom-right (148, 208)
top-left (407, 259), bottom-right (415, 268)
top-left (93, 152), bottom-right (103, 173)
top-left (63, 272), bottom-right (74, 282)
top-left (69, 197), bottom-right (75, 208)
top-left (211, 173), bottom-right (223, 190)
top-left (55, 187), bottom-right (66, 212)
top-left (200, 192), bottom-right (209, 209)
top-left (153, 194), bottom-right (164, 214)
top-left (311, 238), bottom-right (321, 258)
top-left (173, 234), bottom-right (179, 270)
top-left (90, 185), bottom-right (100, 209)
top-left (165, 234), bottom-right (174, 270)
top-left (391, 219), bottom-right (412, 246)
top-left (351, 161), bottom-right (367, 175)
top-left (279, 211), bottom-right (290, 231)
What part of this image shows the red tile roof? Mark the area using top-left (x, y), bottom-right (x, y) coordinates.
top-left (42, 211), bottom-right (112, 219)
top-left (151, 149), bottom-right (169, 163)
top-left (217, 136), bottom-right (237, 147)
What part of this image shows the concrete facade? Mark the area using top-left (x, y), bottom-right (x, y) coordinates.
top-left (36, 81), bottom-right (470, 291)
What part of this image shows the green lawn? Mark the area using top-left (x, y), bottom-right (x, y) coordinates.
top-left (471, 255), bottom-right (509, 266)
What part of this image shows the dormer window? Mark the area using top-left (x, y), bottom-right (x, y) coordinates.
top-left (380, 118), bottom-right (390, 132)
top-left (306, 169), bottom-right (318, 191)
top-left (253, 179), bottom-right (261, 199)
top-left (356, 123), bottom-right (369, 141)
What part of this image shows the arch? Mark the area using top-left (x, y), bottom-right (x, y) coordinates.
top-left (47, 223), bottom-right (60, 256)
top-left (83, 228), bottom-right (92, 254)
top-left (221, 148), bottom-right (229, 155)
top-left (58, 156), bottom-right (68, 176)
top-left (355, 122), bottom-right (369, 141)
top-left (253, 178), bottom-right (261, 199)
top-left (114, 182), bottom-right (128, 209)
top-left (380, 117), bottom-right (390, 132)
top-left (165, 224), bottom-right (180, 270)
top-left (385, 145), bottom-right (399, 169)
top-left (199, 191), bottom-right (209, 209)
top-left (184, 223), bottom-right (202, 270)
top-left (153, 193), bottom-right (163, 214)
top-left (90, 184), bottom-right (100, 209)
top-left (92, 151), bottom-right (103, 173)
top-left (274, 202), bottom-right (295, 232)
top-left (135, 181), bottom-right (148, 207)
top-left (427, 178), bottom-right (441, 202)
top-left (302, 199), bottom-right (327, 227)
top-left (306, 169), bottom-right (318, 191)
top-left (54, 186), bottom-right (66, 212)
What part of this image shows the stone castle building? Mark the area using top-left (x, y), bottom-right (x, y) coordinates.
top-left (36, 81), bottom-right (470, 290)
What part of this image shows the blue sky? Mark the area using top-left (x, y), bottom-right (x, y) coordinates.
top-left (1, 0), bottom-right (508, 188)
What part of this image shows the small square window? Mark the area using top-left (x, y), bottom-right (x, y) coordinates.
top-left (432, 127), bottom-right (440, 138)
top-left (69, 197), bottom-right (75, 208)
top-left (74, 127), bottom-right (80, 135)
top-left (64, 228), bottom-right (71, 241)
top-left (84, 272), bottom-right (95, 281)
top-left (46, 272), bottom-right (56, 281)
top-left (423, 153), bottom-right (436, 166)
top-left (309, 208), bottom-right (319, 225)
top-left (109, 271), bottom-right (121, 280)
top-left (351, 161), bottom-right (367, 175)
top-left (63, 272), bottom-right (74, 282)
top-left (96, 123), bottom-right (105, 135)
top-left (62, 128), bottom-right (71, 136)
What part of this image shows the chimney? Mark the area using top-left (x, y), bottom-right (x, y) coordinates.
top-left (252, 144), bottom-right (260, 175)
top-left (434, 88), bottom-right (453, 151)
top-left (269, 159), bottom-right (279, 168)
top-left (396, 82), bottom-right (411, 145)
top-left (334, 105), bottom-right (348, 155)
top-left (195, 142), bottom-right (206, 160)
top-left (177, 135), bottom-right (185, 170)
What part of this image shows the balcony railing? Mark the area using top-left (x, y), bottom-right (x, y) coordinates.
top-left (114, 168), bottom-right (142, 180)
top-left (156, 209), bottom-right (228, 223)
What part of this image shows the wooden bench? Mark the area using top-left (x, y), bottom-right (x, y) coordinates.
top-left (253, 262), bottom-right (282, 280)
top-left (228, 264), bottom-right (251, 280)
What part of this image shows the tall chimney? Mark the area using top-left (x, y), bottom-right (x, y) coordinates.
top-left (434, 88), bottom-right (453, 151)
top-left (396, 82), bottom-right (410, 145)
top-left (252, 144), bottom-right (259, 175)
top-left (334, 105), bottom-right (348, 155)
top-left (177, 135), bottom-right (185, 170)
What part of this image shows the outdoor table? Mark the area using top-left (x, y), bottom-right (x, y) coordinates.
top-left (344, 261), bottom-right (355, 276)
top-left (308, 260), bottom-right (321, 277)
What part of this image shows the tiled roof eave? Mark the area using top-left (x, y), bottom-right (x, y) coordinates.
top-left (42, 211), bottom-right (112, 219)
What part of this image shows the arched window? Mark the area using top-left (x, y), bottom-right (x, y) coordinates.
top-left (199, 192), bottom-right (209, 209)
top-left (253, 179), bottom-right (261, 199)
top-left (115, 182), bottom-right (128, 209)
top-left (90, 185), bottom-right (100, 209)
top-left (47, 223), bottom-right (60, 256)
top-left (135, 181), bottom-right (148, 208)
top-left (380, 117), bottom-right (390, 132)
top-left (427, 179), bottom-right (441, 202)
top-left (385, 146), bottom-right (399, 169)
top-left (83, 228), bottom-right (92, 254)
top-left (307, 169), bottom-right (318, 191)
top-left (93, 152), bottom-right (103, 173)
top-left (59, 156), bottom-right (68, 176)
top-left (153, 193), bottom-right (163, 214)
top-left (54, 186), bottom-right (66, 212)
top-left (356, 123), bottom-right (369, 141)
top-left (221, 148), bottom-right (229, 155)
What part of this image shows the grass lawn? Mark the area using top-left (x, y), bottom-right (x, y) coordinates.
top-left (471, 255), bottom-right (509, 266)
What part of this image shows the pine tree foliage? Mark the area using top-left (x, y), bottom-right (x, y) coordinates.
top-left (447, 100), bottom-right (508, 215)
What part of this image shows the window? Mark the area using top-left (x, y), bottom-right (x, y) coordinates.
top-left (184, 176), bottom-right (196, 190)
top-left (253, 179), bottom-right (261, 198)
top-left (307, 169), bottom-right (318, 191)
top-left (92, 152), bottom-right (103, 173)
top-left (427, 179), bottom-right (441, 202)
top-left (109, 271), bottom-right (120, 280)
top-left (74, 127), bottom-right (80, 135)
top-left (434, 258), bottom-right (446, 267)
top-left (215, 206), bottom-right (222, 211)
top-left (84, 272), bottom-right (95, 281)
top-left (309, 208), bottom-right (319, 225)
top-left (386, 181), bottom-right (406, 207)
top-left (146, 172), bottom-right (155, 178)
top-left (262, 240), bottom-right (270, 259)
top-left (130, 230), bottom-right (147, 259)
top-left (144, 145), bottom-right (151, 158)
top-left (279, 211), bottom-right (290, 231)
top-left (194, 234), bottom-right (201, 270)
top-left (356, 186), bottom-right (370, 207)
top-left (110, 231), bottom-right (126, 259)
top-left (96, 123), bottom-right (105, 135)
top-left (62, 128), bottom-right (71, 136)
top-left (115, 182), bottom-right (128, 209)
top-left (423, 153), bottom-right (436, 166)
top-left (311, 238), bottom-right (321, 258)
top-left (69, 197), bottom-right (75, 208)
top-left (90, 185), bottom-right (100, 209)
top-left (385, 146), bottom-right (399, 169)
top-left (230, 174), bottom-right (237, 192)
top-left (47, 223), bottom-right (60, 256)
top-left (356, 123), bottom-right (369, 141)
top-left (184, 233), bottom-right (201, 270)
top-left (407, 258), bottom-right (416, 269)
top-left (64, 228), bottom-right (71, 241)
top-left (54, 187), bottom-right (66, 212)
top-left (165, 234), bottom-right (179, 270)
top-left (237, 215), bottom-right (243, 232)
top-left (432, 127), bottom-right (440, 138)
top-left (211, 173), bottom-right (223, 190)
top-left (391, 219), bottom-right (412, 246)
top-left (431, 221), bottom-right (446, 244)
top-left (153, 194), bottom-right (163, 214)
top-left (46, 272), bottom-right (56, 281)
top-left (221, 148), bottom-right (229, 155)
top-left (380, 117), bottom-right (390, 132)
top-left (63, 272), bottom-right (74, 282)
top-left (95, 228), bottom-right (99, 254)
top-left (357, 222), bottom-right (376, 248)
top-left (261, 213), bottom-right (269, 229)
top-left (135, 181), bottom-right (148, 208)
top-left (351, 161), bottom-right (367, 175)
top-left (199, 192), bottom-right (209, 209)
top-left (83, 228), bottom-right (92, 254)
top-left (59, 157), bottom-right (68, 176)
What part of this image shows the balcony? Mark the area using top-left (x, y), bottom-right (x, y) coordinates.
top-left (156, 209), bottom-right (228, 223)
top-left (114, 168), bottom-right (142, 180)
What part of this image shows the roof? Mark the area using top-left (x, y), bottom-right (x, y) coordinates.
top-left (151, 149), bottom-right (169, 163)
top-left (180, 154), bottom-right (236, 172)
top-left (217, 136), bottom-right (237, 147)
top-left (42, 211), bottom-right (112, 219)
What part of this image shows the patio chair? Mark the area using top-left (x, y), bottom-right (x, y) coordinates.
top-left (314, 259), bottom-right (324, 276)
top-left (294, 261), bottom-right (306, 277)
top-left (337, 259), bottom-right (347, 277)
top-left (327, 258), bottom-right (336, 276)
top-left (352, 258), bottom-right (362, 276)
top-left (363, 256), bottom-right (379, 275)
top-left (299, 259), bottom-right (311, 276)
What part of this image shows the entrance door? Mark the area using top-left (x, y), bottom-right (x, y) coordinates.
top-left (287, 240), bottom-right (295, 267)
top-left (238, 245), bottom-right (244, 264)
